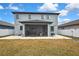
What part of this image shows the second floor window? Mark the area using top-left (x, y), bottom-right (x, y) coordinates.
top-left (28, 14), bottom-right (31, 19)
top-left (41, 15), bottom-right (44, 19)
top-left (46, 15), bottom-right (49, 19)
top-left (16, 14), bottom-right (19, 19)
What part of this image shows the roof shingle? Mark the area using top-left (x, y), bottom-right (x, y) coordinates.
top-left (0, 20), bottom-right (14, 27)
top-left (12, 12), bottom-right (60, 15)
top-left (59, 19), bottom-right (79, 27)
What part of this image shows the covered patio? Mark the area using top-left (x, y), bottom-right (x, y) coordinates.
top-left (20, 20), bottom-right (52, 36)
top-left (25, 24), bottom-right (47, 36)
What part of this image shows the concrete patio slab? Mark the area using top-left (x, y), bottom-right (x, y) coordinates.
top-left (0, 35), bottom-right (72, 39)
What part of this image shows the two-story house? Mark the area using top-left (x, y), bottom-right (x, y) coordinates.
top-left (12, 12), bottom-right (59, 36)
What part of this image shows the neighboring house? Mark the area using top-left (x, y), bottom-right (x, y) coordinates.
top-left (0, 21), bottom-right (14, 36)
top-left (58, 19), bottom-right (79, 37)
top-left (12, 12), bottom-right (59, 36)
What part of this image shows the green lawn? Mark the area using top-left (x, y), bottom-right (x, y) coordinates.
top-left (0, 39), bottom-right (79, 56)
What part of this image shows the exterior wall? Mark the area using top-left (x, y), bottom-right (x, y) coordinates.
top-left (58, 25), bottom-right (79, 37)
top-left (18, 14), bottom-right (56, 21)
top-left (14, 17), bottom-right (24, 36)
top-left (14, 14), bottom-right (58, 36)
top-left (0, 26), bottom-right (14, 36)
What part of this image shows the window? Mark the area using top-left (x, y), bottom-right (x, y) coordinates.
top-left (50, 26), bottom-right (54, 31)
top-left (28, 14), bottom-right (31, 19)
top-left (16, 14), bottom-right (19, 19)
top-left (61, 27), bottom-right (64, 29)
top-left (20, 26), bottom-right (23, 30)
top-left (51, 33), bottom-right (55, 36)
top-left (47, 15), bottom-right (49, 19)
top-left (41, 15), bottom-right (44, 19)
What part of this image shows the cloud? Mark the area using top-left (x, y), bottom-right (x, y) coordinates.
top-left (62, 19), bottom-right (71, 24)
top-left (0, 5), bottom-right (4, 9)
top-left (59, 10), bottom-right (68, 16)
top-left (38, 3), bottom-right (58, 12)
top-left (63, 19), bottom-right (70, 22)
top-left (8, 4), bottom-right (25, 11)
top-left (6, 3), bottom-right (19, 10)
top-left (65, 3), bottom-right (79, 11)
top-left (11, 21), bottom-right (14, 24)
top-left (10, 6), bottom-right (19, 10)
top-left (59, 3), bottom-right (79, 16)
top-left (0, 3), bottom-right (24, 11)
top-left (9, 4), bottom-right (19, 10)
top-left (77, 13), bottom-right (79, 16)
top-left (58, 18), bottom-right (71, 25)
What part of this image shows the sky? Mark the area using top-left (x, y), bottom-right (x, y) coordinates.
top-left (0, 3), bottom-right (79, 24)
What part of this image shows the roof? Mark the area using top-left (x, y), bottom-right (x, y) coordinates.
top-left (19, 20), bottom-right (52, 25)
top-left (0, 20), bottom-right (14, 27)
top-left (12, 12), bottom-right (60, 15)
top-left (59, 19), bottom-right (79, 27)
top-left (19, 20), bottom-right (52, 23)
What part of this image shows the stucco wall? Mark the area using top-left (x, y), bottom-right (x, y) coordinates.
top-left (18, 14), bottom-right (56, 21)
top-left (0, 29), bottom-right (14, 36)
top-left (14, 14), bottom-right (58, 36)
top-left (58, 25), bottom-right (79, 37)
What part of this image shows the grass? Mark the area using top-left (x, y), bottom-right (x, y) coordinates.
top-left (0, 39), bottom-right (79, 56)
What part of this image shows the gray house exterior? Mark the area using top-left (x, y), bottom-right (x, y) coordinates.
top-left (58, 19), bottom-right (79, 37)
top-left (12, 12), bottom-right (59, 36)
top-left (0, 21), bottom-right (14, 36)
